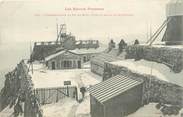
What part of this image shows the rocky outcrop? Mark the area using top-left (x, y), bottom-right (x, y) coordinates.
top-left (0, 60), bottom-right (42, 117)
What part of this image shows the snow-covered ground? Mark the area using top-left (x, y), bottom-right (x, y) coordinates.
top-left (0, 106), bottom-right (14, 117)
top-left (0, 62), bottom-right (100, 117)
top-left (110, 59), bottom-right (183, 87)
top-left (75, 93), bottom-right (91, 117)
top-left (83, 62), bottom-right (91, 69)
top-left (29, 65), bottom-right (101, 89)
top-left (42, 94), bottom-right (91, 117)
top-left (28, 62), bottom-right (101, 117)
top-left (5, 59), bottom-right (183, 117)
top-left (28, 62), bottom-right (102, 100)
top-left (0, 106), bottom-right (23, 117)
top-left (141, 44), bottom-right (183, 49)
top-left (42, 98), bottom-right (78, 117)
top-left (41, 94), bottom-right (183, 117)
top-left (128, 103), bottom-right (183, 117)
top-left (36, 67), bottom-right (98, 117)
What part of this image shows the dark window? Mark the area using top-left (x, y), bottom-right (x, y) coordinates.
top-left (63, 60), bottom-right (72, 69)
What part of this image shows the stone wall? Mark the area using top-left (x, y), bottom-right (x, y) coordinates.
top-left (125, 45), bottom-right (183, 73)
top-left (32, 43), bottom-right (63, 61)
top-left (76, 40), bottom-right (99, 49)
top-left (103, 62), bottom-right (183, 107)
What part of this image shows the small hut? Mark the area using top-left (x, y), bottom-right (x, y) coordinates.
top-left (88, 74), bottom-right (143, 117)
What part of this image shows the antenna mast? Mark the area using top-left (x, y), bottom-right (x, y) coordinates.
top-left (29, 41), bottom-right (33, 74)
top-left (56, 24), bottom-right (67, 43)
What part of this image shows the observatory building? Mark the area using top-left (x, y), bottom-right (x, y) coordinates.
top-left (163, 0), bottom-right (183, 45)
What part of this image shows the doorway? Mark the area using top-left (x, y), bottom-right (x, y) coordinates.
top-left (78, 61), bottom-right (81, 69)
top-left (51, 61), bottom-right (56, 70)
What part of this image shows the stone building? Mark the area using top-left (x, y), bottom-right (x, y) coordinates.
top-left (91, 49), bottom-right (125, 76)
top-left (45, 50), bottom-right (82, 70)
top-left (45, 47), bottom-right (106, 70)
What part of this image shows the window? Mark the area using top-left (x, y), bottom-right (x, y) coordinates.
top-left (63, 60), bottom-right (73, 69)
top-left (83, 56), bottom-right (87, 62)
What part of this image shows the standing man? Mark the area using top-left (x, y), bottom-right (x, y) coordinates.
top-left (80, 87), bottom-right (86, 100)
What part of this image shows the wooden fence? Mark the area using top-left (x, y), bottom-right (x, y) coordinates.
top-left (34, 86), bottom-right (78, 105)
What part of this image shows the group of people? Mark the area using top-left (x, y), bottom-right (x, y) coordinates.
top-left (108, 39), bottom-right (139, 52)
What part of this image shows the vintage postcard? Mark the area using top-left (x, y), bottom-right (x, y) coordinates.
top-left (0, 0), bottom-right (183, 117)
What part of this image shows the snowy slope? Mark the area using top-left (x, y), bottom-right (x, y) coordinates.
top-left (42, 93), bottom-right (91, 117)
top-left (0, 106), bottom-right (14, 117)
top-left (42, 98), bottom-right (78, 117)
top-left (110, 59), bottom-right (183, 87)
top-left (0, 106), bottom-right (23, 117)
top-left (75, 94), bottom-right (91, 117)
top-left (128, 103), bottom-right (183, 117)
top-left (42, 96), bottom-right (91, 117)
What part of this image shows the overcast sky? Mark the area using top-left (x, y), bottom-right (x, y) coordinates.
top-left (0, 0), bottom-right (170, 44)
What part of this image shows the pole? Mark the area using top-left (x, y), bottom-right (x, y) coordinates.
top-left (60, 25), bottom-right (62, 42)
top-left (67, 85), bottom-right (69, 96)
top-left (146, 21), bottom-right (149, 41)
top-left (56, 89), bottom-right (58, 102)
top-left (101, 103), bottom-right (106, 117)
top-left (56, 23), bottom-right (58, 38)
top-left (147, 63), bottom-right (153, 103)
top-left (29, 41), bottom-right (33, 74)
top-left (75, 87), bottom-right (78, 101)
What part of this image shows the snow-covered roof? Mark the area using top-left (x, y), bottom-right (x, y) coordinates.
top-left (88, 74), bottom-right (142, 103)
top-left (109, 59), bottom-right (183, 87)
top-left (69, 46), bottom-right (107, 55)
top-left (45, 50), bottom-right (66, 61)
top-left (45, 46), bottom-right (107, 61)
top-left (91, 51), bottom-right (125, 66)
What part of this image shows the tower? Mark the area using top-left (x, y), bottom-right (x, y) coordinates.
top-left (163, 0), bottom-right (183, 45)
top-left (56, 24), bottom-right (67, 43)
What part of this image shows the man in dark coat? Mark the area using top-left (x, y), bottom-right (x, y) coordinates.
top-left (80, 87), bottom-right (86, 99)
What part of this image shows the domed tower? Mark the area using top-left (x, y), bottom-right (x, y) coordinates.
top-left (163, 0), bottom-right (183, 45)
